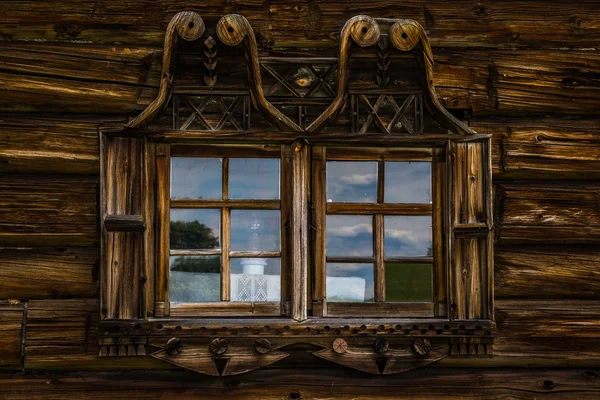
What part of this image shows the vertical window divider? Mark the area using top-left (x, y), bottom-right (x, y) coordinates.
top-left (311, 146), bottom-right (326, 316)
top-left (221, 157), bottom-right (230, 301)
top-left (291, 139), bottom-right (309, 321)
top-left (374, 160), bottom-right (385, 302)
top-left (155, 143), bottom-right (170, 317)
top-left (280, 145), bottom-right (292, 315)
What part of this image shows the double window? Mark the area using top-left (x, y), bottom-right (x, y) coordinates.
top-left (163, 144), bottom-right (446, 318)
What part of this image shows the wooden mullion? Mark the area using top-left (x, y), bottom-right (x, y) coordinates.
top-left (384, 256), bottom-right (434, 264)
top-left (169, 249), bottom-right (221, 256)
top-left (327, 203), bottom-right (432, 215)
top-left (432, 148), bottom-right (446, 317)
top-left (221, 207), bottom-right (231, 301)
top-left (311, 146), bottom-right (327, 315)
top-left (171, 199), bottom-right (280, 209)
top-left (222, 157), bottom-right (229, 201)
top-left (374, 214), bottom-right (385, 302)
top-left (230, 251), bottom-right (281, 258)
top-left (280, 144), bottom-right (292, 316)
top-left (377, 161), bottom-right (384, 204)
top-left (155, 143), bottom-right (170, 317)
top-left (326, 257), bottom-right (375, 263)
top-left (291, 139), bottom-right (309, 321)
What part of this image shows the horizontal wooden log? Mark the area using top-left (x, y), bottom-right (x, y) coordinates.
top-left (495, 182), bottom-right (600, 244)
top-left (24, 299), bottom-right (165, 371)
top-left (0, 175), bottom-right (98, 247)
top-left (495, 246), bottom-right (600, 299)
top-left (1, 1), bottom-right (600, 49)
top-left (0, 248), bottom-right (98, 300)
top-left (0, 117), bottom-right (107, 175)
top-left (471, 118), bottom-right (600, 179)
top-left (1, 43), bottom-right (600, 117)
top-left (0, 303), bottom-right (23, 371)
top-left (0, 368), bottom-right (599, 399)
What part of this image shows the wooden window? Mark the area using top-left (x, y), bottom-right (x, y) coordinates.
top-left (157, 145), bottom-right (291, 317)
top-left (312, 146), bottom-right (446, 317)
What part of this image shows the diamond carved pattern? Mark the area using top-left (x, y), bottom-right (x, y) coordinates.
top-left (174, 95), bottom-right (249, 131)
top-left (353, 94), bottom-right (423, 135)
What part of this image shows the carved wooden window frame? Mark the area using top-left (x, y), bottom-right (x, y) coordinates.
top-left (98, 11), bottom-right (495, 376)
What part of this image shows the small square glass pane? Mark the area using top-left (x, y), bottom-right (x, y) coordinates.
top-left (230, 210), bottom-right (280, 252)
top-left (326, 215), bottom-right (373, 257)
top-left (169, 255), bottom-right (221, 303)
top-left (170, 209), bottom-right (220, 250)
top-left (384, 216), bottom-right (432, 257)
top-left (327, 263), bottom-right (374, 302)
top-left (326, 161), bottom-right (377, 203)
top-left (385, 263), bottom-right (433, 302)
top-left (384, 162), bottom-right (431, 203)
top-left (171, 157), bottom-right (222, 200)
top-left (229, 158), bottom-right (280, 199)
top-left (230, 258), bottom-right (281, 302)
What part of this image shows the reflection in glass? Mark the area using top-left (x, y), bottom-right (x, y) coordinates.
top-left (229, 158), bottom-right (280, 200)
top-left (385, 162), bottom-right (431, 203)
top-left (385, 263), bottom-right (433, 302)
top-left (384, 216), bottom-right (432, 257)
top-left (326, 263), bottom-right (374, 302)
top-left (230, 258), bottom-right (281, 302)
top-left (230, 210), bottom-right (280, 252)
top-left (169, 256), bottom-right (221, 303)
top-left (326, 161), bottom-right (377, 203)
top-left (171, 157), bottom-right (222, 199)
top-left (326, 215), bottom-right (373, 257)
top-left (170, 209), bottom-right (220, 250)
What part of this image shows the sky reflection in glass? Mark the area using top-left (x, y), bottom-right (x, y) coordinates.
top-left (171, 157), bottom-right (222, 199)
top-left (326, 161), bottom-right (377, 203)
top-left (229, 158), bottom-right (280, 199)
top-left (230, 210), bottom-right (281, 252)
top-left (384, 216), bottom-right (432, 257)
top-left (384, 162), bottom-right (431, 203)
top-left (326, 215), bottom-right (373, 257)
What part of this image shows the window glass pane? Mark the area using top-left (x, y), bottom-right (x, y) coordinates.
top-left (229, 158), bottom-right (280, 199)
top-left (385, 263), bottom-right (433, 302)
top-left (327, 263), bottom-right (374, 302)
top-left (169, 255), bottom-right (221, 303)
top-left (384, 162), bottom-right (431, 203)
top-left (170, 209), bottom-right (220, 250)
top-left (384, 216), bottom-right (432, 257)
top-left (171, 157), bottom-right (222, 199)
top-left (230, 210), bottom-right (280, 252)
top-left (326, 215), bottom-right (373, 257)
top-left (326, 161), bottom-right (377, 203)
top-left (230, 258), bottom-right (281, 302)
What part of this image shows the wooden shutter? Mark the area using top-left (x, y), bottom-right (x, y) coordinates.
top-left (447, 136), bottom-right (493, 321)
top-left (100, 134), bottom-right (155, 322)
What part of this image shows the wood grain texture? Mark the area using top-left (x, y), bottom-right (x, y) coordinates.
top-left (1, 1), bottom-right (599, 48)
top-left (0, 175), bottom-right (98, 247)
top-left (495, 182), bottom-right (600, 244)
top-left (0, 303), bottom-right (23, 371)
top-left (495, 246), bottom-right (600, 299)
top-left (0, 248), bottom-right (98, 300)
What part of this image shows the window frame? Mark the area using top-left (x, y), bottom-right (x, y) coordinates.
top-left (311, 146), bottom-right (446, 318)
top-left (156, 143), bottom-right (292, 317)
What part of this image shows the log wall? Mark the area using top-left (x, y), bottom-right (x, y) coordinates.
top-left (0, 1), bottom-right (599, 398)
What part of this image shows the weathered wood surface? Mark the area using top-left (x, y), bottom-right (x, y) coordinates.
top-left (1, 1), bottom-right (600, 48)
top-left (495, 246), bottom-right (600, 299)
top-left (0, 175), bottom-right (98, 247)
top-left (472, 118), bottom-right (600, 179)
top-left (495, 182), bottom-right (600, 245)
top-left (0, 303), bottom-right (23, 371)
top-left (2, 43), bottom-right (600, 116)
top-left (0, 368), bottom-right (599, 400)
top-left (0, 248), bottom-right (98, 300)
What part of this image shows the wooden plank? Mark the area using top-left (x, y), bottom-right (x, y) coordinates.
top-left (326, 302), bottom-right (435, 318)
top-left (1, 1), bottom-right (600, 48)
top-left (0, 302), bottom-right (23, 371)
top-left (169, 302), bottom-right (281, 317)
top-left (171, 199), bottom-right (280, 209)
top-left (495, 245), bottom-right (600, 299)
top-left (24, 299), bottom-right (166, 371)
top-left (0, 248), bottom-right (98, 299)
top-left (471, 118), bottom-right (600, 179)
top-left (291, 139), bottom-right (308, 321)
top-left (495, 182), bottom-right (600, 244)
top-left (0, 175), bottom-right (98, 247)
top-left (327, 203), bottom-right (432, 215)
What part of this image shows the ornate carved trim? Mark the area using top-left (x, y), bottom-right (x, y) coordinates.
top-left (127, 11), bottom-right (205, 128)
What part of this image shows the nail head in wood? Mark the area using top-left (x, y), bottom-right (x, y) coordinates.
top-left (210, 338), bottom-right (228, 355)
top-left (412, 338), bottom-right (432, 356)
top-left (373, 337), bottom-right (389, 354)
top-left (166, 337), bottom-right (183, 355)
top-left (332, 338), bottom-right (348, 354)
top-left (254, 338), bottom-right (272, 354)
